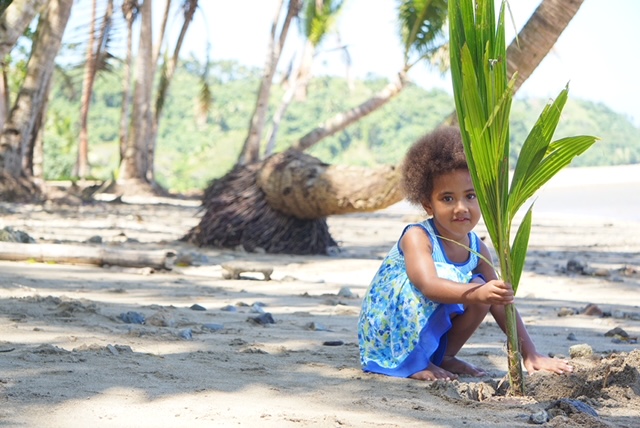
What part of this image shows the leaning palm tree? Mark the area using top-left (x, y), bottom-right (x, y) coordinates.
top-left (448, 0), bottom-right (597, 395)
top-left (265, 0), bottom-right (347, 156)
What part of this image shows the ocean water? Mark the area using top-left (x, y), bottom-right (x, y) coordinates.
top-left (534, 182), bottom-right (640, 223)
top-left (390, 165), bottom-right (640, 224)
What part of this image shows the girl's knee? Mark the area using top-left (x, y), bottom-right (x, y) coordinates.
top-left (467, 303), bottom-right (491, 316)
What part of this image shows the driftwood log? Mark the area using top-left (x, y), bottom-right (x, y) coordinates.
top-left (221, 261), bottom-right (274, 281)
top-left (0, 242), bottom-right (177, 270)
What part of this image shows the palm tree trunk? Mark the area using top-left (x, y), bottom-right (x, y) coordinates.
top-left (147, 0), bottom-right (198, 182)
top-left (0, 0), bottom-right (73, 177)
top-left (31, 79), bottom-right (50, 182)
top-left (292, 72), bottom-right (407, 152)
top-left (152, 0), bottom-right (172, 67)
top-left (0, 0), bottom-right (48, 59)
top-left (119, 0), bottom-right (153, 185)
top-left (236, 0), bottom-right (300, 166)
top-left (507, 0), bottom-right (585, 93)
top-left (76, 0), bottom-right (98, 179)
top-left (118, 0), bottom-right (137, 162)
top-left (265, 40), bottom-right (313, 156)
top-left (0, 65), bottom-right (8, 131)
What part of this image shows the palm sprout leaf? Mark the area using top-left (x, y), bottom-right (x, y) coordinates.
top-left (397, 0), bottom-right (448, 63)
top-left (518, 135), bottom-right (598, 202)
top-left (509, 206), bottom-right (533, 292)
top-left (303, 0), bottom-right (346, 46)
top-left (509, 87), bottom-right (568, 212)
top-left (456, 12), bottom-right (511, 249)
top-left (449, 0), bottom-right (598, 397)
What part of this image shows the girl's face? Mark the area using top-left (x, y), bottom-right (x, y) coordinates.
top-left (422, 169), bottom-right (480, 241)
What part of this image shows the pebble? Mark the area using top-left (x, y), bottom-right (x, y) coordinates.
top-left (305, 322), bottom-right (330, 331)
top-left (548, 398), bottom-right (598, 417)
top-left (566, 332), bottom-right (577, 341)
top-left (106, 344), bottom-right (119, 356)
top-left (605, 327), bottom-right (628, 338)
top-left (251, 303), bottom-right (266, 314)
top-left (569, 343), bottom-right (593, 358)
top-left (581, 303), bottom-right (603, 317)
top-left (566, 259), bottom-right (587, 274)
top-left (86, 235), bottom-right (103, 244)
top-left (119, 311), bottom-right (145, 324)
top-left (220, 305), bottom-right (237, 312)
top-left (249, 313), bottom-right (275, 325)
top-left (202, 323), bottom-right (224, 331)
top-left (337, 287), bottom-right (355, 298)
top-left (190, 304), bottom-right (206, 311)
top-left (322, 340), bottom-right (344, 346)
top-left (529, 409), bottom-right (548, 424)
top-left (146, 310), bottom-right (176, 327)
top-left (179, 329), bottom-right (192, 340)
top-left (557, 307), bottom-right (577, 317)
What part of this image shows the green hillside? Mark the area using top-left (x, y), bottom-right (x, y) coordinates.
top-left (44, 60), bottom-right (640, 193)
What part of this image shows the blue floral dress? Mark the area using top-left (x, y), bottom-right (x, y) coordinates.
top-left (358, 218), bottom-right (481, 377)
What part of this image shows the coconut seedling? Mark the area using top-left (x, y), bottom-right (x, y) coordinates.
top-left (448, 0), bottom-right (598, 395)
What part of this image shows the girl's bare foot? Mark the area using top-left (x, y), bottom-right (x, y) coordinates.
top-left (410, 362), bottom-right (457, 381)
top-left (524, 353), bottom-right (573, 375)
top-left (440, 356), bottom-right (486, 377)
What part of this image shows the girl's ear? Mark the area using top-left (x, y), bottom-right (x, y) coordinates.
top-left (421, 199), bottom-right (434, 217)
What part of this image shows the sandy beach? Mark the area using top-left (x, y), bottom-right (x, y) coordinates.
top-left (0, 165), bottom-right (639, 427)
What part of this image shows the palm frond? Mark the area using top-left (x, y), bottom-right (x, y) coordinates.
top-left (397, 0), bottom-right (448, 64)
top-left (303, 0), bottom-right (346, 46)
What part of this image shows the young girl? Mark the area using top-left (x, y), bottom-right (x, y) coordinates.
top-left (357, 126), bottom-right (573, 381)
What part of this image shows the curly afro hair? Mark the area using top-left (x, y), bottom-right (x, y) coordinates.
top-left (401, 126), bottom-right (468, 205)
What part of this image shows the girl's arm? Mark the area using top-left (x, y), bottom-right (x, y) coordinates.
top-left (401, 227), bottom-right (513, 305)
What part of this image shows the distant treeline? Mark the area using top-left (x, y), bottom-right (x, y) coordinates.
top-left (45, 59), bottom-right (640, 192)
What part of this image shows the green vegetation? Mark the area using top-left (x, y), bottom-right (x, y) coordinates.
top-left (43, 59), bottom-right (639, 193)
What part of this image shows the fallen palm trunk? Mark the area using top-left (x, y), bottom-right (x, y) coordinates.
top-left (184, 150), bottom-right (404, 255)
top-left (0, 242), bottom-right (176, 270)
top-left (257, 150), bottom-right (403, 219)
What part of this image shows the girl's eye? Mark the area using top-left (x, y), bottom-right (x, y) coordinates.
top-left (467, 193), bottom-right (477, 200)
top-left (443, 196), bottom-right (453, 202)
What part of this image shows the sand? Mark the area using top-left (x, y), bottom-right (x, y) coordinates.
top-left (0, 165), bottom-right (639, 427)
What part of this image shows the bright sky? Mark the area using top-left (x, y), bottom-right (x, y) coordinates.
top-left (179, 0), bottom-right (640, 126)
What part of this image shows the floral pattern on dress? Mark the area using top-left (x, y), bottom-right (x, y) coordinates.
top-left (357, 220), bottom-right (479, 376)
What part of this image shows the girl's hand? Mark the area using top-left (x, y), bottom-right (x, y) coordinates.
top-left (477, 280), bottom-right (514, 305)
top-left (524, 352), bottom-right (573, 375)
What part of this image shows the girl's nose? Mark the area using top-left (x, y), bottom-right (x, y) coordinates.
top-left (456, 200), bottom-right (469, 212)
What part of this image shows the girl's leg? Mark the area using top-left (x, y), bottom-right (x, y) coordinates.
top-left (440, 303), bottom-right (490, 376)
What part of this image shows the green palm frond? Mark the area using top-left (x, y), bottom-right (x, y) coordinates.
top-left (303, 0), bottom-right (346, 46)
top-left (397, 0), bottom-right (448, 64)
